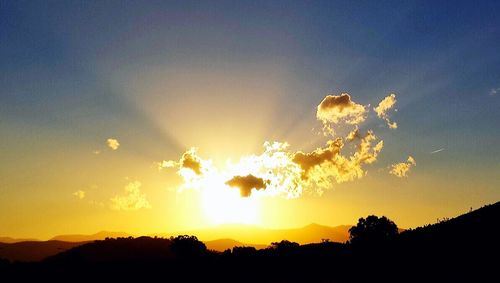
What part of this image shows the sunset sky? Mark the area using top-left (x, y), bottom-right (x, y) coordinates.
top-left (1, 1), bottom-right (499, 240)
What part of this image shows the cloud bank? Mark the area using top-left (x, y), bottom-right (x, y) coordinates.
top-left (160, 92), bottom-right (414, 199)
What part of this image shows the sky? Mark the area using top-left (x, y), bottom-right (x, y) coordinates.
top-left (1, 0), bottom-right (499, 239)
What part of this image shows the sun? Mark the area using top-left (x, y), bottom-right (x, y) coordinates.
top-left (199, 174), bottom-right (261, 225)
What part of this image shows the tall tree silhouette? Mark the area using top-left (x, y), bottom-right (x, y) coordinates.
top-left (348, 215), bottom-right (398, 246)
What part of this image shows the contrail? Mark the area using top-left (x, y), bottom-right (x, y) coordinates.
top-left (430, 148), bottom-right (445, 154)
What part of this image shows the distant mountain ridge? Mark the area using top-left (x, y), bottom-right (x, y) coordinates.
top-left (40, 224), bottom-right (352, 245)
top-left (0, 237), bottom-right (38, 244)
top-left (158, 223), bottom-right (352, 245)
top-left (49, 231), bottom-right (133, 242)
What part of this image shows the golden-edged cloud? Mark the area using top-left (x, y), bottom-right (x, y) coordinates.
top-left (390, 156), bottom-right (416, 177)
top-left (73, 190), bottom-right (85, 199)
top-left (374, 94), bottom-right (397, 129)
top-left (292, 138), bottom-right (343, 179)
top-left (225, 174), bottom-right (269, 197)
top-left (106, 138), bottom-right (120, 150)
top-left (110, 181), bottom-right (151, 211)
top-left (316, 93), bottom-right (367, 135)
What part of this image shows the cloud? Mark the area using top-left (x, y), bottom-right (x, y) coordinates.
top-left (489, 87), bottom-right (500, 96)
top-left (316, 93), bottom-right (367, 134)
top-left (73, 190), bottom-right (85, 199)
top-left (106, 138), bottom-right (120, 150)
top-left (110, 181), bottom-right (151, 211)
top-left (292, 138), bottom-right (343, 179)
top-left (346, 127), bottom-right (361, 142)
top-left (225, 174), bottom-right (269, 197)
top-left (180, 149), bottom-right (203, 175)
top-left (93, 150), bottom-right (101, 155)
top-left (293, 130), bottom-right (383, 192)
top-left (159, 148), bottom-right (204, 175)
top-left (374, 94), bottom-right (397, 129)
top-left (390, 156), bottom-right (416, 177)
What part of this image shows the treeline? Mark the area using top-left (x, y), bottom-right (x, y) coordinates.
top-left (1, 202), bottom-right (498, 282)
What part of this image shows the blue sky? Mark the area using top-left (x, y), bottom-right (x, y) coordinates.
top-left (1, 1), bottom-right (499, 238)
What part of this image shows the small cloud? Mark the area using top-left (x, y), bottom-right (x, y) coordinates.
top-left (157, 160), bottom-right (177, 171)
top-left (430, 148), bottom-right (445, 154)
top-left (225, 174), bottom-right (269, 197)
top-left (160, 148), bottom-right (203, 175)
top-left (180, 149), bottom-right (202, 175)
top-left (110, 181), bottom-right (151, 211)
top-left (93, 150), bottom-right (101, 155)
top-left (374, 94), bottom-right (398, 129)
top-left (390, 156), bottom-right (416, 177)
top-left (316, 93), bottom-right (367, 135)
top-left (106, 138), bottom-right (120, 150)
top-left (73, 190), bottom-right (86, 199)
top-left (489, 87), bottom-right (499, 96)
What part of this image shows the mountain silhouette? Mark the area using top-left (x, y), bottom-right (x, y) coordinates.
top-left (49, 231), bottom-right (133, 242)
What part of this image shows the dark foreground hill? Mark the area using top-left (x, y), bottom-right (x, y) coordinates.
top-left (1, 202), bottom-right (498, 282)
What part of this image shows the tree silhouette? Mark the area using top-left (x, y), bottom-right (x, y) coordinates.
top-left (169, 235), bottom-right (207, 257)
top-left (348, 215), bottom-right (398, 246)
top-left (270, 240), bottom-right (300, 253)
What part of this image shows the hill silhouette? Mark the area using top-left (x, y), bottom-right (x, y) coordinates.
top-left (1, 202), bottom-right (497, 282)
top-left (0, 237), bottom-right (39, 244)
top-left (204, 238), bottom-right (267, 251)
top-left (0, 241), bottom-right (86, 262)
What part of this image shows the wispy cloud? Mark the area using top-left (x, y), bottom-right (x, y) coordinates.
top-left (374, 94), bottom-right (398, 129)
top-left (110, 181), bottom-right (151, 211)
top-left (73, 190), bottom-right (86, 199)
top-left (489, 87), bottom-right (499, 96)
top-left (390, 156), bottom-right (416, 178)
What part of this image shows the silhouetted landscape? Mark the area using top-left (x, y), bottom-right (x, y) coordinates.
top-left (1, 202), bottom-right (497, 282)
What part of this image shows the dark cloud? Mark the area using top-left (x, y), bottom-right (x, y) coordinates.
top-left (292, 138), bottom-right (343, 179)
top-left (225, 174), bottom-right (269, 197)
top-left (181, 150), bottom-right (202, 175)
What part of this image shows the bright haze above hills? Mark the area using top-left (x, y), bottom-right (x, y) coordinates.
top-left (1, 1), bottom-right (499, 240)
